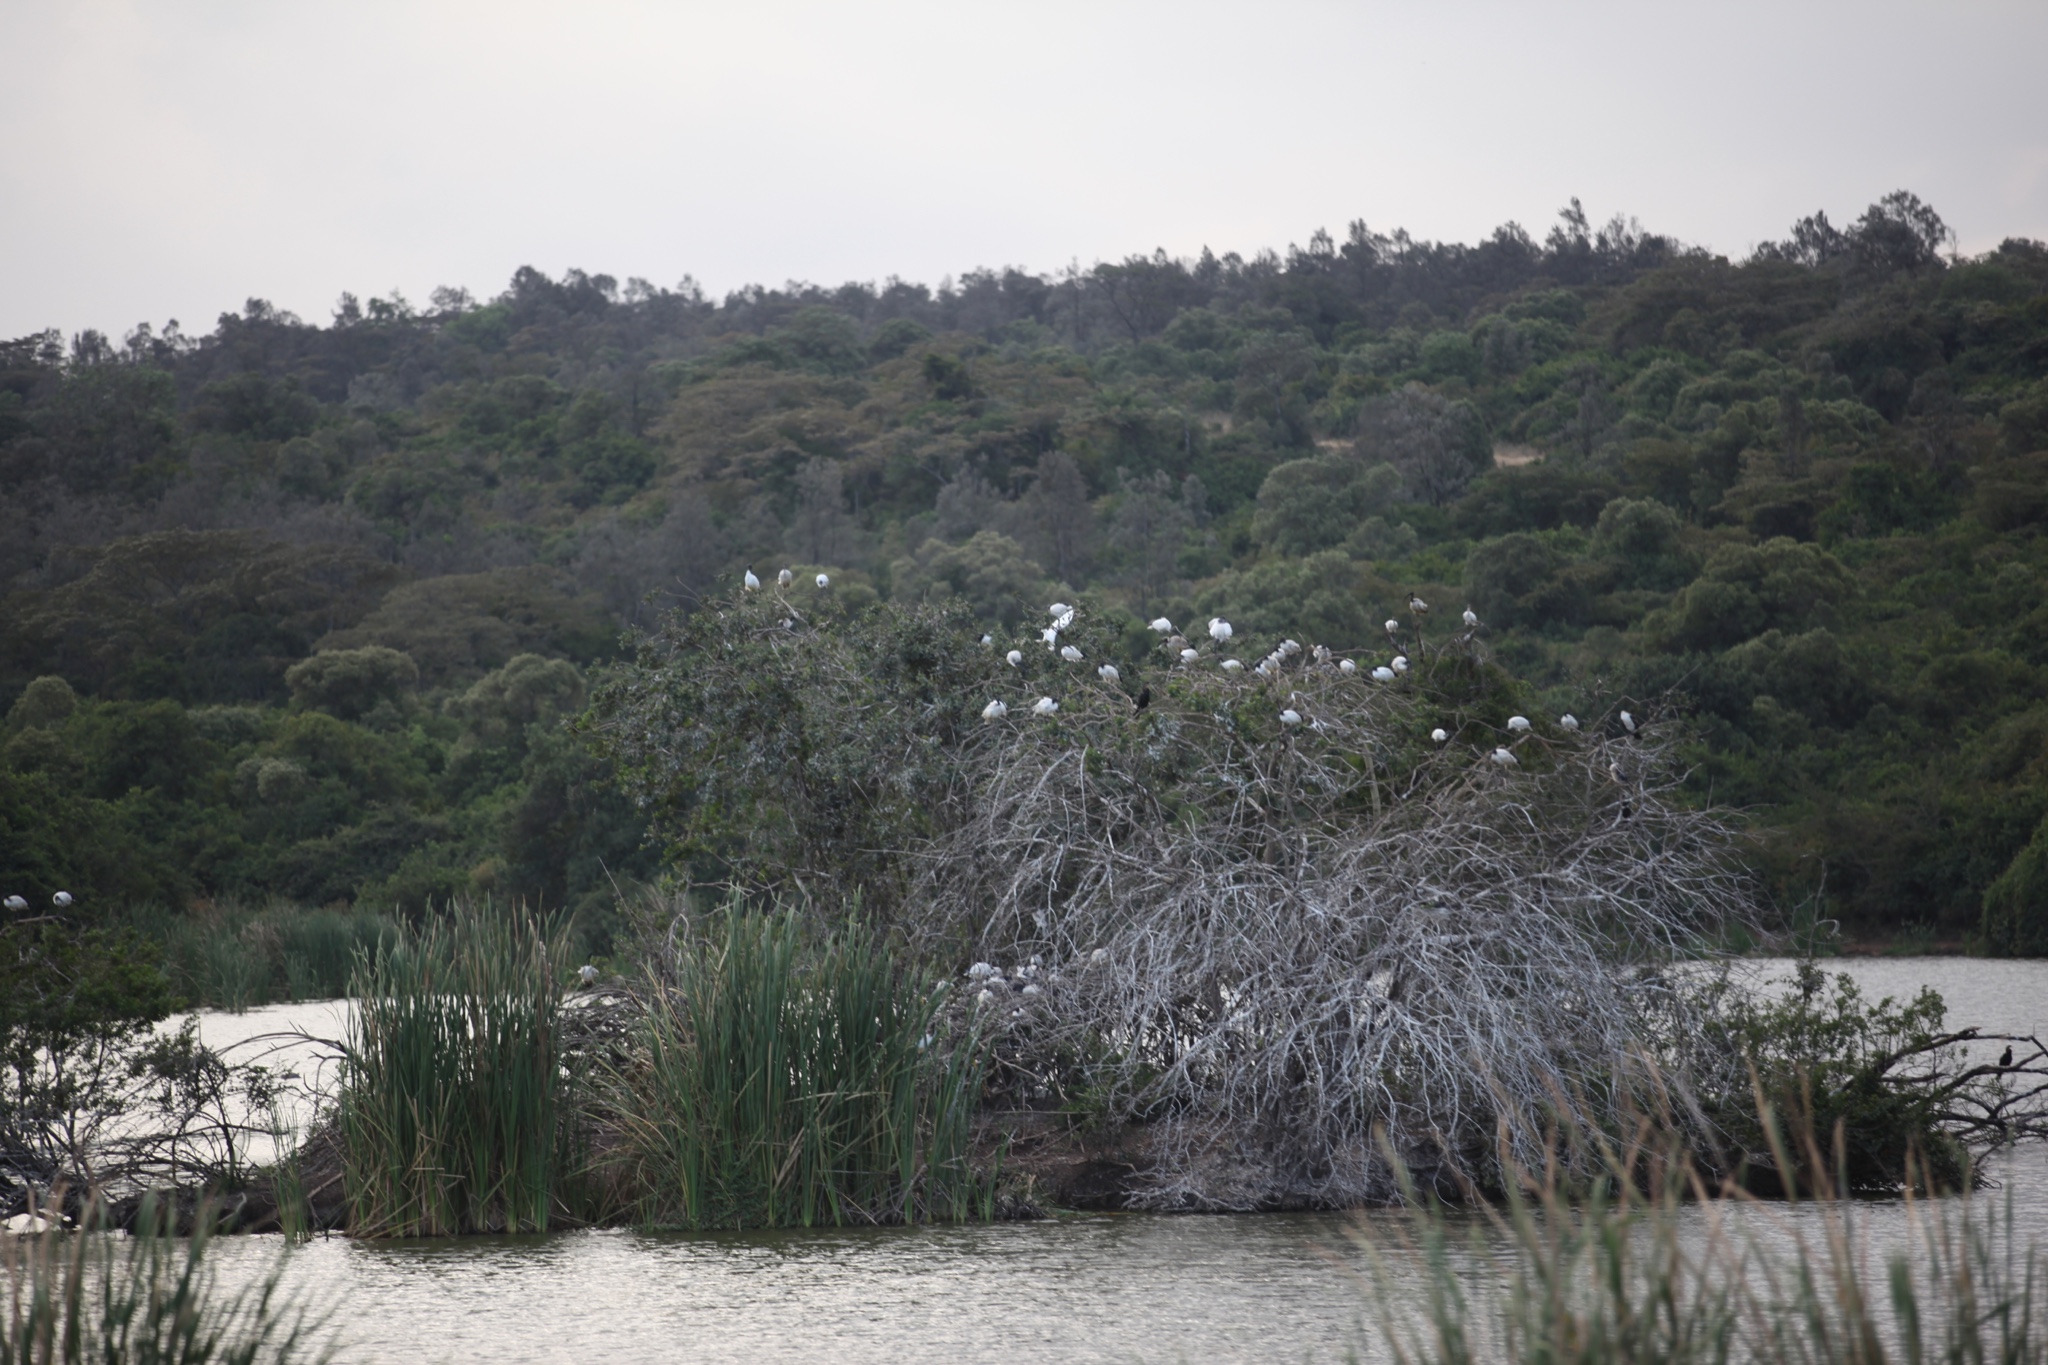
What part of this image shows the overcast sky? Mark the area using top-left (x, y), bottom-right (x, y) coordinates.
top-left (3, 0), bottom-right (2045, 341)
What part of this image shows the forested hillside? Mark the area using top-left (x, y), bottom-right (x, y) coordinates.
top-left (5, 191), bottom-right (2048, 951)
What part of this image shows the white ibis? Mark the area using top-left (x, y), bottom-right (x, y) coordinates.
top-left (578, 964), bottom-right (599, 986)
top-left (743, 566), bottom-right (761, 590)
top-left (816, 573), bottom-right (831, 588)
top-left (1462, 607), bottom-right (1478, 627)
top-left (969, 962), bottom-right (994, 979)
top-left (1098, 664), bottom-right (1120, 682)
top-left (1492, 747), bottom-right (1518, 766)
top-left (1022, 983), bottom-right (1042, 996)
top-left (1221, 659), bottom-right (1243, 672)
top-left (1180, 648), bottom-right (1199, 664)
top-left (778, 568), bottom-right (794, 587)
top-left (1006, 650), bottom-right (1024, 667)
top-left (1391, 656), bottom-right (1409, 674)
top-left (1312, 645), bottom-right (1330, 664)
top-left (1507, 716), bottom-right (1531, 732)
top-left (1053, 610), bottom-right (1075, 631)
top-left (1559, 714), bottom-right (1580, 732)
top-left (1280, 639), bottom-right (1301, 657)
top-left (1372, 666), bottom-right (1396, 682)
top-left (1090, 947), bottom-right (1108, 964)
top-left (1149, 617), bottom-right (1174, 633)
top-left (1209, 618), bottom-right (1233, 643)
top-left (52, 891), bottom-right (72, 907)
top-left (1280, 709), bottom-right (1302, 726)
top-left (976, 989), bottom-right (995, 1007)
top-left (1049, 603), bottom-right (1072, 617)
top-left (1408, 594), bottom-right (1428, 615)
top-left (1431, 728), bottom-right (1449, 744)
top-left (1254, 659), bottom-right (1275, 676)
top-left (1032, 696), bottom-right (1059, 716)
top-left (1061, 644), bottom-right (1084, 663)
top-left (1339, 659), bottom-right (1357, 674)
top-left (982, 699), bottom-right (1008, 720)
top-left (1620, 710), bottom-right (1637, 733)
top-left (2, 895), bottom-right (25, 912)
top-left (1042, 626), bottom-right (1060, 648)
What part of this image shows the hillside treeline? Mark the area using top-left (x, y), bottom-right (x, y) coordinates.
top-left (4, 190), bottom-right (2048, 949)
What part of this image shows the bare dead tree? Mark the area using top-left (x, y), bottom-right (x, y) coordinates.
top-left (904, 633), bottom-right (1756, 1208)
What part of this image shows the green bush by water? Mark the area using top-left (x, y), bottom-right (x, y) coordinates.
top-left (0, 1197), bottom-right (331, 1364)
top-left (124, 903), bottom-right (399, 1010)
top-left (339, 903), bottom-right (569, 1237)
top-left (614, 904), bottom-right (989, 1229)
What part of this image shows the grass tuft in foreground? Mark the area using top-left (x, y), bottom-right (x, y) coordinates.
top-left (0, 1196), bottom-right (331, 1365)
top-left (1367, 1112), bottom-right (2046, 1365)
top-left (612, 901), bottom-right (990, 1229)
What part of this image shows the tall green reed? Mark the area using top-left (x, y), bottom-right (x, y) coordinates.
top-left (0, 1196), bottom-right (331, 1365)
top-left (1367, 1112), bottom-right (2045, 1365)
top-left (615, 903), bottom-right (989, 1229)
top-left (339, 903), bottom-right (569, 1237)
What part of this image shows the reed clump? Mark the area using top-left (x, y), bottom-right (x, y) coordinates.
top-left (0, 1195), bottom-right (331, 1364)
top-left (338, 904), bottom-right (569, 1237)
top-left (609, 902), bottom-right (990, 1229)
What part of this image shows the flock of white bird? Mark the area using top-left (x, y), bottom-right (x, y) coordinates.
top-left (729, 568), bottom-right (1627, 760)
top-left (964, 597), bottom-right (1613, 758)
top-left (966, 956), bottom-right (1054, 1013)
top-left (3, 891), bottom-right (70, 912)
top-left (743, 565), bottom-right (829, 590)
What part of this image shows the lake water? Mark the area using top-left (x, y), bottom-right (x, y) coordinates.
top-left (187, 957), bottom-right (2048, 1365)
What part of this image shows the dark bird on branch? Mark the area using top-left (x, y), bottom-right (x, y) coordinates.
top-left (2001, 1045), bottom-right (2014, 1068)
top-left (1135, 686), bottom-right (1151, 711)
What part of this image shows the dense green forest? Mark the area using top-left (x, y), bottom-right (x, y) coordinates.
top-left (4, 190), bottom-right (2048, 953)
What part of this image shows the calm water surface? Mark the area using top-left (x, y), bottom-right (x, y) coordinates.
top-left (189, 957), bottom-right (2047, 1365)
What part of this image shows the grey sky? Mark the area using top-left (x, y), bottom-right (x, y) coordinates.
top-left (4, 0), bottom-right (2045, 341)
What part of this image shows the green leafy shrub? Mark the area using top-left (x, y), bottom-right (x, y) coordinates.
top-left (1693, 961), bottom-right (2013, 1194)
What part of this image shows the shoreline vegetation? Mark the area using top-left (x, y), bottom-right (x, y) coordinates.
top-left (8, 596), bottom-right (2045, 1236)
top-left (104, 903), bottom-right (2007, 1021)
